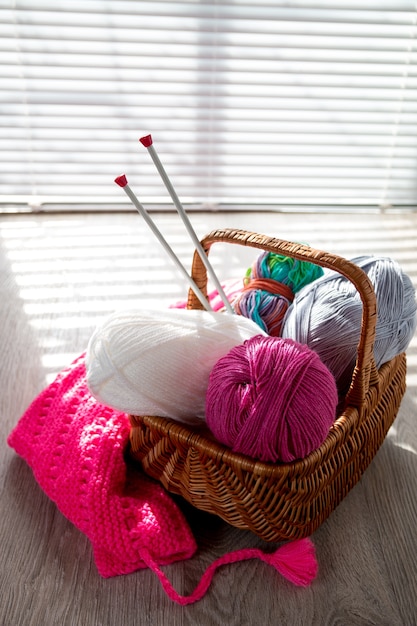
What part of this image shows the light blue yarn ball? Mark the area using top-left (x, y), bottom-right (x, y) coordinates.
top-left (281, 255), bottom-right (417, 396)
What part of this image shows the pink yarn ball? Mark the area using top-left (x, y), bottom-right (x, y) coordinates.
top-left (205, 335), bottom-right (338, 463)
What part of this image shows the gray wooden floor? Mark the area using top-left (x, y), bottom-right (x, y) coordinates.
top-left (1, 210), bottom-right (416, 626)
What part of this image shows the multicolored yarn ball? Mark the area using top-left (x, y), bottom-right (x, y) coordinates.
top-left (282, 255), bottom-right (417, 396)
top-left (205, 335), bottom-right (338, 463)
top-left (234, 251), bottom-right (324, 336)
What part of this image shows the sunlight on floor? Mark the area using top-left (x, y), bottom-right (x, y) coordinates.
top-left (1, 211), bottom-right (417, 387)
top-left (387, 425), bottom-right (417, 456)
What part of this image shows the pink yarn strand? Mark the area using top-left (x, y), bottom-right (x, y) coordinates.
top-left (139, 538), bottom-right (318, 606)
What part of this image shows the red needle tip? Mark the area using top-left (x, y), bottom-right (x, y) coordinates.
top-left (139, 134), bottom-right (153, 148)
top-left (114, 174), bottom-right (128, 187)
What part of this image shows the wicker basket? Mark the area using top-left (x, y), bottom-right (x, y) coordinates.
top-left (129, 228), bottom-right (407, 542)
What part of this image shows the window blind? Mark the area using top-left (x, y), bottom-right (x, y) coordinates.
top-left (1, 0), bottom-right (417, 211)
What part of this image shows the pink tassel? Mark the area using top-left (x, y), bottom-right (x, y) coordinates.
top-left (140, 537), bottom-right (318, 606)
top-left (262, 537), bottom-right (319, 587)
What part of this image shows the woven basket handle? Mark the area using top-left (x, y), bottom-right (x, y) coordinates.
top-left (186, 228), bottom-right (379, 408)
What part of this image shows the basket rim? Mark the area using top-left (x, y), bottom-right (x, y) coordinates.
top-left (130, 351), bottom-right (406, 479)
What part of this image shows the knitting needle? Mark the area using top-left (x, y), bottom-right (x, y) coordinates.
top-left (139, 134), bottom-right (235, 315)
top-left (115, 174), bottom-right (212, 312)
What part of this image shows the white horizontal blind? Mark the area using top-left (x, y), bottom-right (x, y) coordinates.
top-left (1, 0), bottom-right (417, 211)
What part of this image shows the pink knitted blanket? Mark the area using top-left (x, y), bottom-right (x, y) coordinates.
top-left (7, 354), bottom-right (196, 578)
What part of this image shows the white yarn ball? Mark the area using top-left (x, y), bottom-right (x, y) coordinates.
top-left (86, 308), bottom-right (266, 424)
